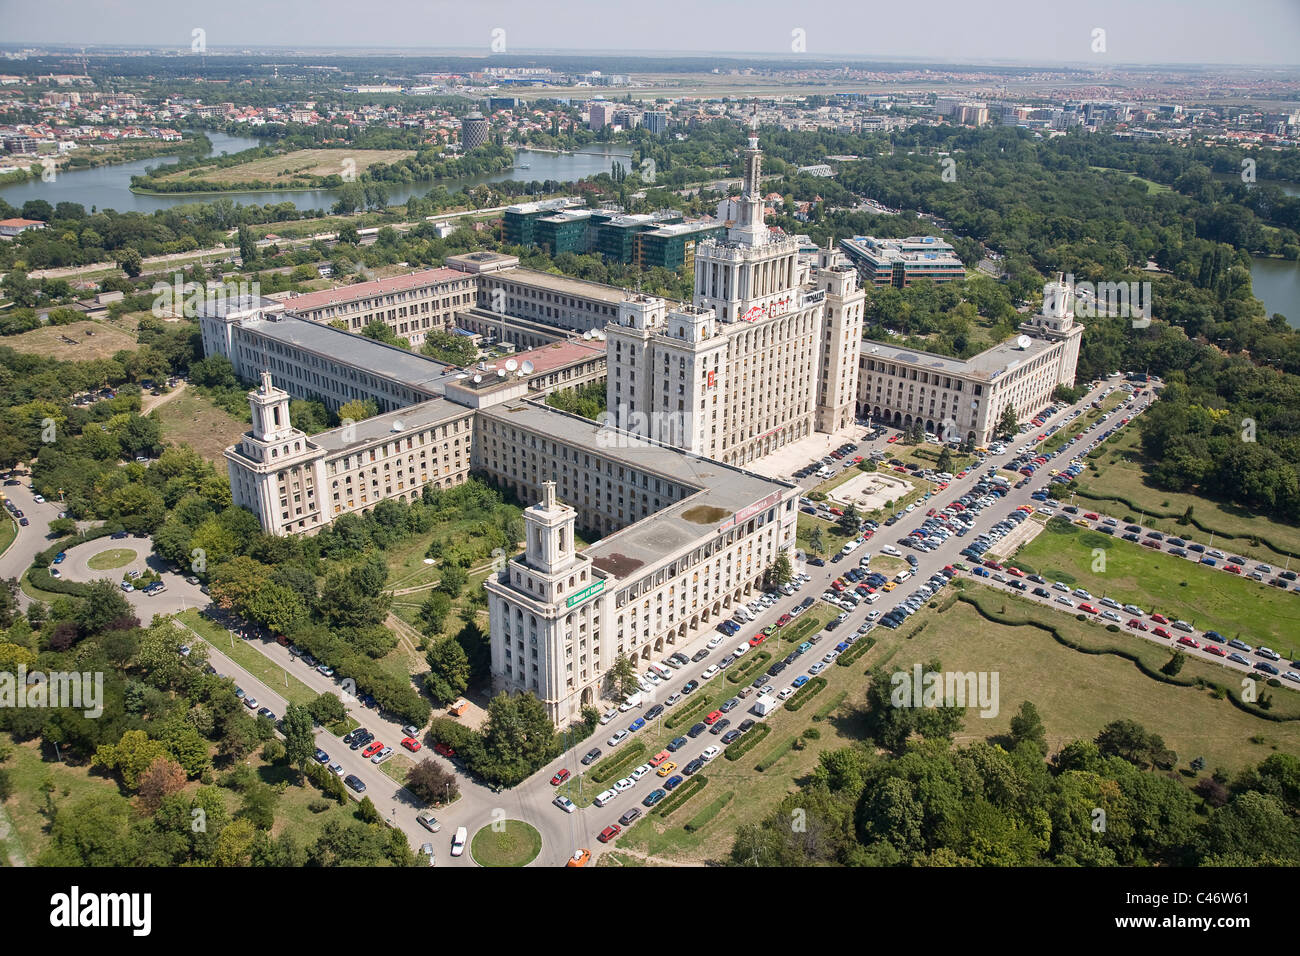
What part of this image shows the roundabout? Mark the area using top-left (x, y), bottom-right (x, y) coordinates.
top-left (469, 819), bottom-right (542, 867)
top-left (85, 547), bottom-right (138, 571)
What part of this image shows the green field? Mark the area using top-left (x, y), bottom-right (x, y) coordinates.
top-left (86, 548), bottom-right (137, 570)
top-left (1075, 428), bottom-right (1300, 563)
top-left (154, 389), bottom-right (249, 464)
top-left (1011, 523), bottom-right (1300, 652)
top-left (146, 148), bottom-right (415, 190)
top-left (600, 574), bottom-right (1300, 864)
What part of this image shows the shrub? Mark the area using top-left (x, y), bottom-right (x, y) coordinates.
top-left (783, 676), bottom-right (827, 712)
top-left (723, 722), bottom-right (770, 760)
top-left (588, 740), bottom-right (647, 784)
top-left (654, 774), bottom-right (708, 818)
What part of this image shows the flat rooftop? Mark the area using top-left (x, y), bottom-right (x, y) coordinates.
top-left (310, 397), bottom-right (470, 454)
top-left (240, 313), bottom-right (457, 393)
top-left (487, 266), bottom-right (631, 304)
top-left (480, 401), bottom-right (795, 579)
top-left (284, 267), bottom-right (466, 313)
top-left (860, 332), bottom-right (1059, 383)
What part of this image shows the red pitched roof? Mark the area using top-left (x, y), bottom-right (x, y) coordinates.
top-left (286, 267), bottom-right (466, 312)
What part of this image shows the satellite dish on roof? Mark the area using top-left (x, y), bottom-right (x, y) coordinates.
top-left (582, 331), bottom-right (593, 340)
top-left (473, 374), bottom-right (482, 383)
top-left (521, 360), bottom-right (535, 374)
top-left (1017, 334), bottom-right (1032, 349)
top-left (497, 369), bottom-right (506, 378)
top-left (516, 370), bottom-right (525, 377)
top-left (504, 359), bottom-right (518, 371)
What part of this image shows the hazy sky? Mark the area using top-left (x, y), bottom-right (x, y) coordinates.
top-left (3, 0), bottom-right (1298, 66)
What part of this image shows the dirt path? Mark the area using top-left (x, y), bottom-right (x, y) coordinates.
top-left (141, 381), bottom-right (188, 414)
top-left (0, 803), bottom-right (28, 867)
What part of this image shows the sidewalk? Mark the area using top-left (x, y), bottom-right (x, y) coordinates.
top-left (747, 422), bottom-right (868, 481)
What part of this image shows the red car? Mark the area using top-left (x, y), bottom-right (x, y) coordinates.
top-left (748, 634), bottom-right (767, 647)
top-left (1224, 564), bottom-right (1242, 575)
top-left (983, 560), bottom-right (1003, 571)
top-left (926, 508), bottom-right (937, 516)
top-left (887, 435), bottom-right (899, 443)
top-left (1083, 512), bottom-right (1099, 520)
top-left (1153, 626), bottom-right (1172, 639)
top-left (550, 768), bottom-right (571, 786)
top-left (1078, 603), bottom-right (1098, 614)
top-left (433, 742), bottom-right (456, 758)
top-left (401, 736), bottom-right (422, 753)
top-left (1127, 619), bottom-right (1148, 631)
top-left (1205, 645), bottom-right (1226, 657)
top-left (777, 613), bottom-right (792, 627)
top-left (1177, 636), bottom-right (1200, 649)
top-left (704, 710), bottom-right (723, 725)
top-left (597, 824), bottom-right (622, 844)
top-left (1006, 567), bottom-right (1025, 577)
top-left (361, 741), bottom-right (384, 759)
top-left (1150, 613), bottom-right (1168, 624)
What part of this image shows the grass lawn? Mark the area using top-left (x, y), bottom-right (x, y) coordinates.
top-left (175, 609), bottom-right (322, 711)
top-left (154, 389), bottom-right (249, 464)
top-left (85, 547), bottom-right (137, 570)
top-left (1010, 523), bottom-right (1300, 653)
top-left (0, 511), bottom-right (16, 558)
top-left (148, 148), bottom-right (415, 189)
top-left (470, 819), bottom-right (542, 867)
top-left (1074, 428), bottom-right (1300, 564)
top-left (918, 589), bottom-right (1300, 767)
top-left (6, 320), bottom-right (138, 362)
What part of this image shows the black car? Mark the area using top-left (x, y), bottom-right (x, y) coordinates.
top-left (691, 648), bottom-right (710, 662)
top-left (1033, 587), bottom-right (1051, 598)
top-left (667, 736), bottom-right (689, 752)
top-left (344, 774), bottom-right (366, 794)
top-left (709, 718), bottom-right (732, 735)
top-left (682, 679), bottom-right (700, 695)
top-left (687, 722), bottom-right (708, 738)
top-left (768, 661), bottom-right (787, 677)
top-left (344, 727), bottom-right (368, 744)
top-left (581, 748), bottom-right (602, 765)
top-left (644, 704), bottom-right (665, 721)
top-left (752, 674), bottom-right (771, 689)
top-left (618, 807), bottom-right (642, 827)
top-left (738, 719), bottom-right (756, 733)
top-left (349, 732), bottom-right (373, 751)
top-left (683, 758), bottom-right (705, 776)
top-left (721, 729), bottom-right (742, 745)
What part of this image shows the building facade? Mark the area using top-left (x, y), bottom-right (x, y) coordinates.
top-left (855, 276), bottom-right (1083, 445)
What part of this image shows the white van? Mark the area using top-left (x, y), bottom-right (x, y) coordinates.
top-left (894, 570), bottom-right (912, 583)
top-left (594, 788), bottom-right (618, 807)
top-left (937, 472), bottom-right (953, 482)
top-left (451, 826), bottom-right (467, 857)
top-left (650, 662), bottom-right (673, 681)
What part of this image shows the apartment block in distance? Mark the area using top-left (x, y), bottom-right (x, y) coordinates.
top-left (839, 235), bottom-right (966, 287)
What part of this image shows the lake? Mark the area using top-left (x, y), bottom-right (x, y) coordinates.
top-left (0, 133), bottom-right (632, 214)
top-left (1251, 256), bottom-right (1300, 328)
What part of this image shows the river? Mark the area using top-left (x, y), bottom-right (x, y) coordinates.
top-left (0, 132), bottom-right (632, 214)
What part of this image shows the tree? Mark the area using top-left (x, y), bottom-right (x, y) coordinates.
top-left (418, 590), bottom-right (452, 636)
top-left (94, 730), bottom-right (169, 789)
top-left (280, 703), bottom-right (316, 770)
top-left (438, 562), bottom-right (468, 597)
top-left (809, 525), bottom-right (826, 556)
top-left (1009, 700), bottom-right (1048, 755)
top-left (421, 331), bottom-right (478, 366)
top-left (936, 446), bottom-right (954, 475)
top-left (238, 226), bottom-right (256, 264)
top-left (609, 654), bottom-right (640, 700)
top-left (118, 247), bottom-right (143, 278)
top-left (308, 692), bottom-right (347, 727)
top-left (136, 757), bottom-right (187, 813)
top-left (764, 550), bottom-right (793, 589)
top-left (74, 579), bottom-right (133, 638)
top-left (425, 637), bottom-right (470, 705)
top-left (406, 758), bottom-right (459, 805)
top-left (997, 404), bottom-right (1019, 439)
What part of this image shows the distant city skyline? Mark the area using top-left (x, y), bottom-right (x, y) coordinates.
top-left (2, 0), bottom-right (1298, 68)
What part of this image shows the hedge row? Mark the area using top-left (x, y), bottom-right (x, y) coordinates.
top-left (723, 722), bottom-right (770, 760)
top-left (27, 526), bottom-right (125, 598)
top-left (835, 635), bottom-right (876, 668)
top-left (588, 740), bottom-right (647, 785)
top-left (955, 593), bottom-right (1299, 723)
top-left (664, 693), bottom-right (714, 731)
top-left (683, 790), bottom-right (734, 833)
top-left (654, 774), bottom-right (708, 818)
top-left (779, 613), bottom-right (827, 645)
top-left (1070, 486), bottom-right (1300, 561)
top-left (726, 649), bottom-right (771, 684)
top-left (811, 690), bottom-right (848, 722)
top-left (755, 735), bottom-right (798, 772)
top-left (783, 676), bottom-right (827, 713)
